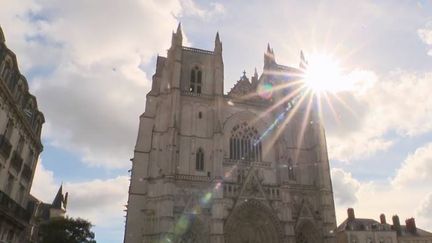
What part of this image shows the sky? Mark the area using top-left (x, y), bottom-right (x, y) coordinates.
top-left (1, 0), bottom-right (432, 242)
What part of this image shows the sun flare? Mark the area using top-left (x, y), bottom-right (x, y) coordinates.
top-left (303, 53), bottom-right (346, 93)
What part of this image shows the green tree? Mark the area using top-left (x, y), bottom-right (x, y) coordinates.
top-left (39, 217), bottom-right (96, 243)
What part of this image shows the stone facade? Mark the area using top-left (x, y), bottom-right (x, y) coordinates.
top-left (124, 24), bottom-right (337, 243)
top-left (0, 26), bottom-right (44, 243)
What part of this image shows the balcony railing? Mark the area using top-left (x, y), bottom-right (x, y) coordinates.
top-left (0, 190), bottom-right (31, 223)
top-left (174, 174), bottom-right (211, 182)
top-left (223, 158), bottom-right (272, 168)
top-left (223, 182), bottom-right (281, 200)
top-left (0, 135), bottom-right (12, 159)
top-left (10, 151), bottom-right (23, 172)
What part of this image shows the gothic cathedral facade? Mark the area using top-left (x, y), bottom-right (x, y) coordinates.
top-left (124, 25), bottom-right (337, 243)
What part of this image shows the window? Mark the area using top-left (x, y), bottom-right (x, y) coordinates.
top-left (16, 136), bottom-right (24, 154)
top-left (17, 185), bottom-right (25, 204)
top-left (27, 149), bottom-right (34, 167)
top-left (4, 119), bottom-right (13, 139)
top-left (195, 148), bottom-right (204, 171)
top-left (190, 66), bottom-right (202, 94)
top-left (1, 61), bottom-right (12, 83)
top-left (288, 159), bottom-right (295, 180)
top-left (5, 173), bottom-right (14, 195)
top-left (198, 111), bottom-right (202, 119)
top-left (7, 229), bottom-right (14, 242)
top-left (229, 122), bottom-right (262, 161)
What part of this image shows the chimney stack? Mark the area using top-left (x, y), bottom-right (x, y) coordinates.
top-left (405, 218), bottom-right (417, 234)
top-left (392, 215), bottom-right (401, 236)
top-left (380, 214), bottom-right (386, 224)
top-left (347, 208), bottom-right (355, 220)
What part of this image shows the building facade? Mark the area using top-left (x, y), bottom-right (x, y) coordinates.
top-left (0, 26), bottom-right (44, 243)
top-left (336, 209), bottom-right (397, 243)
top-left (336, 208), bottom-right (432, 243)
top-left (124, 24), bottom-right (337, 243)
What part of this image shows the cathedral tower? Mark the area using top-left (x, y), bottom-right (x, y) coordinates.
top-left (124, 25), bottom-right (336, 243)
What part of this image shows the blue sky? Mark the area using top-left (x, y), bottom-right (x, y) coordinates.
top-left (1, 0), bottom-right (432, 242)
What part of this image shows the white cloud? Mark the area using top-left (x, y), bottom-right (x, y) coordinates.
top-left (31, 161), bottom-right (129, 227)
top-left (179, 0), bottom-right (225, 19)
top-left (392, 143), bottom-right (432, 187)
top-left (1, 0), bottom-right (187, 168)
top-left (64, 176), bottom-right (129, 226)
top-left (30, 160), bottom-right (60, 202)
top-left (330, 147), bottom-right (432, 231)
top-left (325, 71), bottom-right (432, 162)
top-left (416, 193), bottom-right (432, 230)
top-left (418, 21), bottom-right (432, 56)
top-left (331, 168), bottom-right (361, 205)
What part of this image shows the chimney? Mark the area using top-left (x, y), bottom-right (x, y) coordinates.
top-left (405, 218), bottom-right (417, 234)
top-left (347, 208), bottom-right (355, 220)
top-left (392, 215), bottom-right (401, 236)
top-left (380, 214), bottom-right (386, 224)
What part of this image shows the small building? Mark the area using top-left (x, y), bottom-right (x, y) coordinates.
top-left (336, 208), bottom-right (432, 243)
top-left (336, 208), bottom-right (396, 243)
top-left (27, 185), bottom-right (68, 243)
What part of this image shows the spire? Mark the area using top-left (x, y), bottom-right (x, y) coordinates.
top-left (241, 70), bottom-right (248, 80)
top-left (52, 185), bottom-right (64, 209)
top-left (299, 50), bottom-right (308, 69)
top-left (171, 22), bottom-right (183, 47)
top-left (176, 22), bottom-right (182, 35)
top-left (264, 43), bottom-right (276, 67)
top-left (251, 67), bottom-right (259, 86)
top-left (214, 31), bottom-right (222, 54)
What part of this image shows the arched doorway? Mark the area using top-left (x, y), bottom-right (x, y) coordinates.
top-left (224, 200), bottom-right (283, 243)
top-left (295, 220), bottom-right (321, 243)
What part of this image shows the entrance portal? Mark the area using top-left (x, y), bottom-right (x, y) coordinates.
top-left (224, 200), bottom-right (282, 243)
top-left (295, 220), bottom-right (321, 243)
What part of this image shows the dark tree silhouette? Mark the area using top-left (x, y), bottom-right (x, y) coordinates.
top-left (39, 217), bottom-right (96, 243)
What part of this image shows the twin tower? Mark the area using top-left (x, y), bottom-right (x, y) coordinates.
top-left (124, 24), bottom-right (337, 243)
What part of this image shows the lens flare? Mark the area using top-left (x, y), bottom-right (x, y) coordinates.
top-left (303, 54), bottom-right (346, 93)
top-left (257, 82), bottom-right (273, 99)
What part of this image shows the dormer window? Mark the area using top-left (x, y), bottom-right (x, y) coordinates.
top-left (190, 66), bottom-right (202, 94)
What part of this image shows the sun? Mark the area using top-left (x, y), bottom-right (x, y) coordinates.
top-left (303, 53), bottom-right (346, 93)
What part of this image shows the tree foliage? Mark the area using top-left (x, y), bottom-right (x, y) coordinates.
top-left (39, 217), bottom-right (96, 243)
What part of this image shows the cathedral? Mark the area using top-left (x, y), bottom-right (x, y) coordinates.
top-left (124, 24), bottom-right (337, 243)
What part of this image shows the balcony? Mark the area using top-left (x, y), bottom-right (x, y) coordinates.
top-left (21, 164), bottom-right (32, 182)
top-left (10, 151), bottom-right (23, 172)
top-left (0, 135), bottom-right (12, 159)
top-left (0, 190), bottom-right (31, 224)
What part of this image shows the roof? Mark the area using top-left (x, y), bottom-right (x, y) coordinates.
top-left (399, 225), bottom-right (432, 237)
top-left (336, 218), bottom-right (391, 232)
top-left (336, 217), bottom-right (432, 238)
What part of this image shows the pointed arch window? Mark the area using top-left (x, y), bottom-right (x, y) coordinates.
top-left (229, 122), bottom-right (262, 162)
top-left (195, 148), bottom-right (204, 171)
top-left (288, 158), bottom-right (295, 180)
top-left (190, 66), bottom-right (202, 94)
